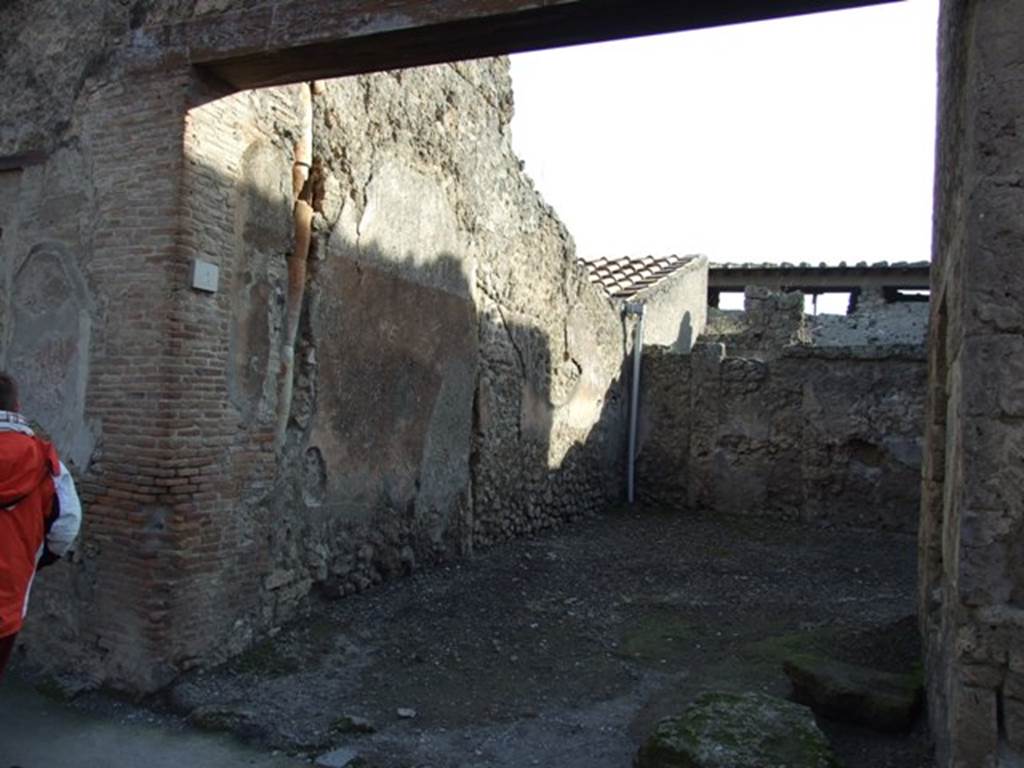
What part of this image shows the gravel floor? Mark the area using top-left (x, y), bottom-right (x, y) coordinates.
top-left (119, 507), bottom-right (936, 768)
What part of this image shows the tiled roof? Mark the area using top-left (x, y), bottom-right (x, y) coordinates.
top-left (579, 255), bottom-right (698, 299)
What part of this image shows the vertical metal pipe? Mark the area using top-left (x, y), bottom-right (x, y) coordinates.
top-left (626, 303), bottom-right (645, 504)
top-left (276, 82), bottom-right (316, 449)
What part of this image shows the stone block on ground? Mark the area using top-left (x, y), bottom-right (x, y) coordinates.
top-left (634, 690), bottom-right (838, 768)
top-left (783, 653), bottom-right (922, 732)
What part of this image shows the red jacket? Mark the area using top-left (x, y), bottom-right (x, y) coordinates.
top-left (0, 432), bottom-right (58, 637)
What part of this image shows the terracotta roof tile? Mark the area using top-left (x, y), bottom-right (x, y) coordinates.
top-left (578, 255), bottom-right (697, 299)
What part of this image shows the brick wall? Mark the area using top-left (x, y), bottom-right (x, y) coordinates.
top-left (165, 82), bottom-right (308, 667)
top-left (70, 68), bottom-right (194, 688)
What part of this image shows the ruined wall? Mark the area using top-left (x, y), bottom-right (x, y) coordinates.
top-left (310, 63), bottom-right (626, 554)
top-left (634, 351), bottom-right (691, 509)
top-left (176, 75), bottom-right (482, 659)
top-left (158, 82), bottom-right (307, 669)
top-left (920, 2), bottom-right (1024, 766)
top-left (809, 288), bottom-right (930, 347)
top-left (703, 286), bottom-right (810, 355)
top-left (0, 0), bottom-right (626, 690)
top-left (174, 59), bottom-right (626, 676)
top-left (638, 289), bottom-right (926, 532)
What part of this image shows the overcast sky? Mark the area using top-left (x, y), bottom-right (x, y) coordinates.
top-left (509, 0), bottom-right (939, 268)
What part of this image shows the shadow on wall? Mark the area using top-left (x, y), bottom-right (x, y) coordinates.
top-left (207, 233), bottom-right (629, 680)
top-left (12, 135), bottom-right (629, 690)
top-left (253, 232), bottom-right (629, 642)
top-left (673, 311), bottom-right (693, 352)
top-left (635, 339), bottom-right (927, 533)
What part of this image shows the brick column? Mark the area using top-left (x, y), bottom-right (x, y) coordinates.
top-left (78, 65), bottom-right (300, 690)
top-left (165, 80), bottom-right (304, 670)
top-left (77, 67), bottom-right (196, 689)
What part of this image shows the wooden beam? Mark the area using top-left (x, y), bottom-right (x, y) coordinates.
top-left (709, 264), bottom-right (931, 292)
top-left (190, 0), bottom-right (902, 90)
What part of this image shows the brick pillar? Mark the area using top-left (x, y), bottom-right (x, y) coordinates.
top-left (77, 67), bottom-right (195, 689)
top-left (78, 65), bottom-right (300, 690)
top-left (164, 79), bottom-right (303, 669)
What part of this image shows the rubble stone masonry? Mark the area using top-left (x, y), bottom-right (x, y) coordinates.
top-left (920, 2), bottom-right (1024, 766)
top-left (637, 288), bottom-right (927, 532)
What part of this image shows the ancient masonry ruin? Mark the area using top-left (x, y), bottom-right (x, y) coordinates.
top-left (574, 257), bottom-right (928, 532)
top-left (1, 2), bottom-right (1022, 767)
top-left (637, 279), bottom-right (928, 533)
top-left (919, 3), bottom-right (1024, 765)
top-left (1, 5), bottom-right (632, 692)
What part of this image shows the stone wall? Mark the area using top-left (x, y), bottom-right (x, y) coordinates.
top-left (703, 286), bottom-right (810, 355)
top-left (808, 288), bottom-right (930, 347)
top-left (228, 62), bottom-right (628, 637)
top-left (920, 2), bottom-right (1024, 766)
top-left (638, 289), bottom-right (927, 532)
top-left (0, 1), bottom-right (627, 691)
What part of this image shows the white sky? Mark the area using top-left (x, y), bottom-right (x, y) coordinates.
top-left (509, 0), bottom-right (939, 269)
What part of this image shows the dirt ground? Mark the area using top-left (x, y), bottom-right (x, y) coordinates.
top-left (40, 507), bottom-right (934, 767)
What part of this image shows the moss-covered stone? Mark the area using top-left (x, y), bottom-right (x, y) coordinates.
top-left (634, 691), bottom-right (839, 768)
top-left (783, 653), bottom-right (923, 732)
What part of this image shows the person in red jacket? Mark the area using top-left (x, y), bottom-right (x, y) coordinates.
top-left (0, 372), bottom-right (81, 680)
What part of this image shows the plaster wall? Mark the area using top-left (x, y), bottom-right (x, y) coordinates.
top-left (189, 59), bottom-right (626, 679)
top-left (634, 255), bottom-right (708, 352)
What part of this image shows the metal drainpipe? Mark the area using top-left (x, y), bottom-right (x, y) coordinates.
top-left (626, 302), bottom-right (645, 504)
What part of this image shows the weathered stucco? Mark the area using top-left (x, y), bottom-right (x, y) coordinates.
top-left (635, 255), bottom-right (708, 352)
top-left (638, 288), bottom-right (926, 532)
top-left (0, 0), bottom-right (626, 691)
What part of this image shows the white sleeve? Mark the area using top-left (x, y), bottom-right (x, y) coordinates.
top-left (48, 461), bottom-right (82, 557)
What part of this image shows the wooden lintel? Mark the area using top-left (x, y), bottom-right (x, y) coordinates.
top-left (189, 0), bottom-right (902, 90)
